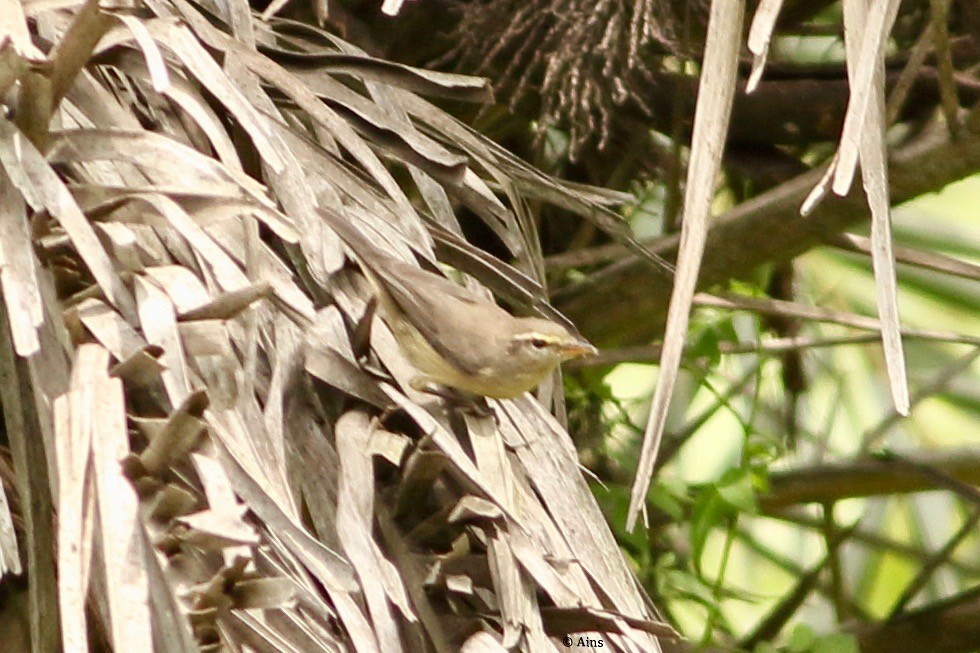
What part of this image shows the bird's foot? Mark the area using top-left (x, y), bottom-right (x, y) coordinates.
top-left (409, 376), bottom-right (496, 422)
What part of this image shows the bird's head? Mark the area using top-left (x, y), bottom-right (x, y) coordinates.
top-left (508, 318), bottom-right (598, 366)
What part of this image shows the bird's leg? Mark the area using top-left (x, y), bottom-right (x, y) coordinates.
top-left (375, 402), bottom-right (406, 429)
top-left (351, 296), bottom-right (394, 382)
top-left (350, 295), bottom-right (378, 360)
top-left (409, 376), bottom-right (465, 403)
top-left (409, 376), bottom-right (495, 420)
top-left (408, 374), bottom-right (436, 394)
top-left (457, 396), bottom-right (494, 421)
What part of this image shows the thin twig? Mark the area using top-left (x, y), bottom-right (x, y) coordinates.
top-left (766, 508), bottom-right (980, 576)
top-left (739, 520), bottom-right (861, 648)
top-left (887, 506), bottom-right (980, 619)
top-left (832, 233), bottom-right (980, 282)
top-left (823, 502), bottom-right (849, 622)
top-left (697, 293), bottom-right (980, 346)
top-left (861, 347), bottom-right (980, 452)
top-left (570, 332), bottom-right (975, 369)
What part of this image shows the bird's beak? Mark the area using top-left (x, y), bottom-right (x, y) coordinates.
top-left (559, 340), bottom-right (598, 359)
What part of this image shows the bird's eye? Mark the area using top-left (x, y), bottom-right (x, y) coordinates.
top-left (530, 338), bottom-right (548, 349)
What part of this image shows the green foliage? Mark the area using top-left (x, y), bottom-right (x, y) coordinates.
top-left (751, 629), bottom-right (859, 653)
top-left (811, 634), bottom-right (860, 653)
top-left (577, 174), bottom-right (980, 649)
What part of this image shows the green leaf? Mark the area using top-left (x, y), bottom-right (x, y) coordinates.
top-left (690, 325), bottom-right (723, 364)
top-left (787, 623), bottom-right (817, 652)
top-left (717, 469), bottom-right (759, 514)
top-left (661, 569), bottom-right (716, 607)
top-left (593, 484), bottom-right (648, 554)
top-left (689, 490), bottom-right (726, 574)
top-left (812, 634), bottom-right (859, 653)
top-left (746, 430), bottom-right (781, 461)
top-left (648, 479), bottom-right (689, 521)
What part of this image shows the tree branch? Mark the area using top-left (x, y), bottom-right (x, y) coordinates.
top-left (660, 587), bottom-right (980, 653)
top-left (852, 587), bottom-right (980, 653)
top-left (555, 115), bottom-right (980, 346)
top-left (761, 446), bottom-right (980, 511)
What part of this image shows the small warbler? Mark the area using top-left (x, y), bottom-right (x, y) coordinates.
top-left (323, 212), bottom-right (597, 398)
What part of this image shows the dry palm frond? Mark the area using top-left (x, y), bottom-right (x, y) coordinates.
top-left (0, 0), bottom-right (674, 650)
top-left (441, 0), bottom-right (682, 157)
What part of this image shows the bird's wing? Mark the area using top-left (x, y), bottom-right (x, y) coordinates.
top-left (320, 209), bottom-right (504, 376)
top-left (377, 261), bottom-right (508, 376)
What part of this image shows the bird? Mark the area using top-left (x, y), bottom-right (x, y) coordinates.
top-left (322, 211), bottom-right (597, 399)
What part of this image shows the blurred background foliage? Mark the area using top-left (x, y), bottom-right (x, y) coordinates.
top-left (323, 0), bottom-right (980, 650)
top-left (0, 0), bottom-right (974, 649)
top-left (589, 174), bottom-right (979, 649)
